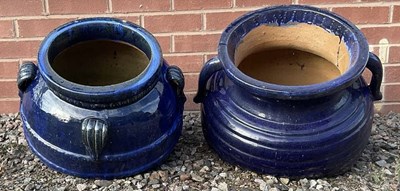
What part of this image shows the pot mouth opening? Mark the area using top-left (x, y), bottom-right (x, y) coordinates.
top-left (235, 23), bottom-right (350, 86)
top-left (38, 18), bottom-right (162, 107)
top-left (219, 5), bottom-right (369, 99)
top-left (49, 39), bottom-right (150, 86)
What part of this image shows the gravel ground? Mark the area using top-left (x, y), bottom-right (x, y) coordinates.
top-left (0, 112), bottom-right (399, 191)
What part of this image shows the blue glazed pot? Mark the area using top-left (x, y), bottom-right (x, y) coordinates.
top-left (17, 18), bottom-right (186, 179)
top-left (194, 5), bottom-right (383, 178)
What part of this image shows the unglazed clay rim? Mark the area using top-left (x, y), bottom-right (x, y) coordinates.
top-left (38, 18), bottom-right (162, 104)
top-left (218, 5), bottom-right (369, 99)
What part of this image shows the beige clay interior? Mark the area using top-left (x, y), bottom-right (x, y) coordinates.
top-left (52, 40), bottom-right (149, 86)
top-left (236, 23), bottom-right (350, 86)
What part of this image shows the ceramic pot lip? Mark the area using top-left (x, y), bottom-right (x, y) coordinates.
top-left (38, 17), bottom-right (162, 105)
top-left (218, 5), bottom-right (369, 100)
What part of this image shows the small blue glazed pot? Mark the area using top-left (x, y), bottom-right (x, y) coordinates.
top-left (194, 5), bottom-right (383, 178)
top-left (17, 18), bottom-right (186, 179)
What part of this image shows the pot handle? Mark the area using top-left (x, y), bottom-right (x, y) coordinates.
top-left (366, 52), bottom-right (383, 101)
top-left (81, 118), bottom-right (108, 161)
top-left (193, 57), bottom-right (223, 103)
top-left (166, 65), bottom-right (187, 104)
top-left (17, 62), bottom-right (37, 93)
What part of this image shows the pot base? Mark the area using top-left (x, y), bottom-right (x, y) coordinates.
top-left (21, 112), bottom-right (182, 179)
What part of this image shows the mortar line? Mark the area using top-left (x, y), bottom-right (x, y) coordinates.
top-left (182, 72), bottom-right (200, 75)
top-left (357, 23), bottom-right (400, 28)
top-left (384, 63), bottom-right (400, 66)
top-left (0, 37), bottom-right (43, 42)
top-left (389, 5), bottom-right (394, 23)
top-left (152, 31), bottom-right (222, 36)
top-left (13, 20), bottom-right (19, 38)
top-left (184, 91), bottom-right (198, 94)
top-left (107, 0), bottom-right (113, 13)
top-left (382, 82), bottom-right (400, 85)
top-left (140, 15), bottom-right (145, 27)
top-left (170, 0), bottom-right (174, 11)
top-left (164, 52), bottom-right (217, 56)
top-left (232, 0), bottom-right (236, 7)
top-left (42, 0), bottom-right (50, 15)
top-left (0, 79), bottom-right (17, 82)
top-left (0, 98), bottom-right (20, 101)
top-left (0, 59), bottom-right (20, 62)
top-left (370, 44), bottom-right (400, 47)
top-left (202, 13), bottom-right (207, 31)
top-left (375, 102), bottom-right (400, 105)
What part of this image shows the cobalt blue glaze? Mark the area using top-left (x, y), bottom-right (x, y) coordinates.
top-left (194, 5), bottom-right (383, 178)
top-left (17, 18), bottom-right (186, 179)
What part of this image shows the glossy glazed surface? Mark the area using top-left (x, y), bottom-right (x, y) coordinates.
top-left (195, 5), bottom-right (382, 177)
top-left (201, 71), bottom-right (373, 177)
top-left (18, 18), bottom-right (185, 179)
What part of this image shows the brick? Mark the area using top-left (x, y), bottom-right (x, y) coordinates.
top-left (144, 14), bottom-right (202, 33)
top-left (383, 84), bottom-right (400, 101)
top-left (175, 0), bottom-right (232, 10)
top-left (362, 69), bottom-right (372, 85)
top-left (112, 0), bottom-right (170, 13)
top-left (378, 103), bottom-right (400, 114)
top-left (183, 73), bottom-right (199, 92)
top-left (0, 99), bottom-right (19, 113)
top-left (184, 92), bottom-right (200, 111)
top-left (0, 41), bottom-right (41, 59)
top-left (332, 7), bottom-right (389, 24)
top-left (164, 55), bottom-right (204, 73)
top-left (0, 81), bottom-right (18, 98)
top-left (394, 6), bottom-right (400, 23)
top-left (384, 65), bottom-right (400, 83)
top-left (174, 34), bottom-right (220, 53)
top-left (0, 20), bottom-right (14, 38)
top-left (0, 0), bottom-right (43, 16)
top-left (0, 61), bottom-right (19, 79)
top-left (48, 0), bottom-right (108, 14)
top-left (155, 36), bottom-right (171, 53)
top-left (299, 0), bottom-right (356, 3)
top-left (18, 18), bottom-right (74, 38)
top-left (361, 27), bottom-right (400, 44)
top-left (206, 11), bottom-right (246, 31)
top-left (236, 0), bottom-right (291, 7)
top-left (115, 16), bottom-right (140, 25)
top-left (389, 46), bottom-right (400, 63)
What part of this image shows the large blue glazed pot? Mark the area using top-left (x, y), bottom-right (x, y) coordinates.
top-left (17, 18), bottom-right (186, 179)
top-left (194, 5), bottom-right (383, 178)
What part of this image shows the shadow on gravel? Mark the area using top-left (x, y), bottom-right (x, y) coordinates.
top-left (0, 112), bottom-right (398, 191)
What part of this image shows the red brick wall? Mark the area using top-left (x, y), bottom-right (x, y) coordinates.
top-left (0, 0), bottom-right (399, 113)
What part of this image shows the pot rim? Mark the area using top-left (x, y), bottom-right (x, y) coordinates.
top-left (218, 5), bottom-right (369, 100)
top-left (38, 17), bottom-right (162, 105)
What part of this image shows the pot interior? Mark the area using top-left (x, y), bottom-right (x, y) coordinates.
top-left (51, 40), bottom-right (149, 86)
top-left (235, 23), bottom-right (350, 86)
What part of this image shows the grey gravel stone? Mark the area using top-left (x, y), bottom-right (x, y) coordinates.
top-left (94, 180), bottom-right (112, 187)
top-left (309, 179), bottom-right (317, 188)
top-left (179, 173), bottom-right (190, 181)
top-left (76, 184), bottom-right (87, 191)
top-left (218, 182), bottom-right (228, 191)
top-left (280, 177), bottom-right (290, 185)
top-left (0, 112), bottom-right (399, 190)
top-left (375, 159), bottom-right (388, 167)
top-left (191, 173), bottom-right (204, 182)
